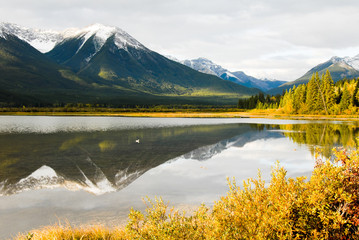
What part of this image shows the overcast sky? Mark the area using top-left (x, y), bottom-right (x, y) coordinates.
top-left (1, 0), bottom-right (359, 81)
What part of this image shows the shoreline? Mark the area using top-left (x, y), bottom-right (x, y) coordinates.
top-left (1, 110), bottom-right (359, 121)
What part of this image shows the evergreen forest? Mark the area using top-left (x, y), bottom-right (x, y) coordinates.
top-left (238, 70), bottom-right (359, 115)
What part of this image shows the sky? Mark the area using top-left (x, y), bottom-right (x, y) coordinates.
top-left (1, 0), bottom-right (359, 81)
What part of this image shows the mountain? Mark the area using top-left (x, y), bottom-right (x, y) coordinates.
top-left (177, 57), bottom-right (285, 91)
top-left (269, 55), bottom-right (359, 94)
top-left (0, 26), bottom-right (93, 105)
top-left (182, 57), bottom-right (227, 76)
top-left (0, 23), bottom-right (260, 106)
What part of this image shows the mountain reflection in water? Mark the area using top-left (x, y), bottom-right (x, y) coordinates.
top-left (0, 124), bottom-right (256, 195)
top-left (1, 121), bottom-right (358, 196)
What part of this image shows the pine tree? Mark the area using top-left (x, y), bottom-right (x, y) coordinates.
top-left (314, 72), bottom-right (326, 114)
top-left (353, 79), bottom-right (359, 107)
top-left (323, 70), bottom-right (335, 113)
top-left (306, 74), bottom-right (319, 113)
top-left (291, 85), bottom-right (299, 112)
top-left (340, 84), bottom-right (351, 112)
top-left (280, 89), bottom-right (294, 113)
top-left (293, 84), bottom-right (306, 113)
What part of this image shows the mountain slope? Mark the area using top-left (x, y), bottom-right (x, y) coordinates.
top-left (269, 56), bottom-right (359, 94)
top-left (178, 57), bottom-right (285, 91)
top-left (0, 32), bottom-right (94, 105)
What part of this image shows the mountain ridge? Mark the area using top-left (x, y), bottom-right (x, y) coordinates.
top-left (173, 57), bottom-right (285, 91)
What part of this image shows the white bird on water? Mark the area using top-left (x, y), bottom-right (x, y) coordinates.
top-left (135, 138), bottom-right (140, 143)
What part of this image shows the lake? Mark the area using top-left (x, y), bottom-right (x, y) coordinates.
top-left (0, 116), bottom-right (358, 238)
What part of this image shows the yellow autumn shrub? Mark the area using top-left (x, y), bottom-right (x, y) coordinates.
top-left (17, 148), bottom-right (359, 240)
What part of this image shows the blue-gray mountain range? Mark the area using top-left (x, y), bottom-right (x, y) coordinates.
top-left (168, 57), bottom-right (286, 92)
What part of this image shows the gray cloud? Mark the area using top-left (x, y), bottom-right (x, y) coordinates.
top-left (1, 0), bottom-right (359, 81)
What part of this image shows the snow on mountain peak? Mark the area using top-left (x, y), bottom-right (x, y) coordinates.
top-left (196, 57), bottom-right (213, 63)
top-left (0, 22), bottom-right (63, 53)
top-left (330, 56), bottom-right (344, 63)
top-left (181, 57), bottom-right (228, 76)
top-left (68, 23), bottom-right (145, 54)
top-left (74, 23), bottom-right (117, 45)
top-left (19, 165), bottom-right (58, 182)
top-left (0, 22), bottom-right (13, 38)
top-left (327, 56), bottom-right (358, 70)
top-left (57, 23), bottom-right (146, 62)
top-left (326, 54), bottom-right (359, 71)
top-left (343, 54), bottom-right (359, 71)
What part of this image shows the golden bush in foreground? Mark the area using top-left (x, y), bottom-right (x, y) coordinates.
top-left (17, 148), bottom-right (359, 240)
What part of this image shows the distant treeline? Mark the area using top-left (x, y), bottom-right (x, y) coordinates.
top-left (239, 70), bottom-right (359, 115)
top-left (0, 104), bottom-right (240, 113)
top-left (237, 93), bottom-right (282, 109)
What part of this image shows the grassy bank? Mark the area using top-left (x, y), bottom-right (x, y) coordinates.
top-left (15, 148), bottom-right (359, 239)
top-left (1, 107), bottom-right (359, 121)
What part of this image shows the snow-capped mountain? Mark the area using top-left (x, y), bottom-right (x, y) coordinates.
top-left (76, 23), bottom-right (145, 50)
top-left (45, 23), bottom-right (148, 67)
top-left (0, 22), bottom-right (62, 53)
top-left (178, 57), bottom-right (285, 91)
top-left (182, 57), bottom-right (228, 76)
top-left (64, 23), bottom-right (146, 60)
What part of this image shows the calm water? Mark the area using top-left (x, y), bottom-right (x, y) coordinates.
top-left (0, 116), bottom-right (358, 238)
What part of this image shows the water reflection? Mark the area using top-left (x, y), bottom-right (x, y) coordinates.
top-left (279, 123), bottom-right (359, 158)
top-left (1, 121), bottom-right (358, 197)
top-left (0, 124), bottom-right (258, 195)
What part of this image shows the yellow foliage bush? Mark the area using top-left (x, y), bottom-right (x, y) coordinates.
top-left (17, 148), bottom-right (359, 240)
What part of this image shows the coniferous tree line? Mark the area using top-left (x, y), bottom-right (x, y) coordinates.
top-left (239, 70), bottom-right (359, 115)
top-left (237, 92), bottom-right (282, 109)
